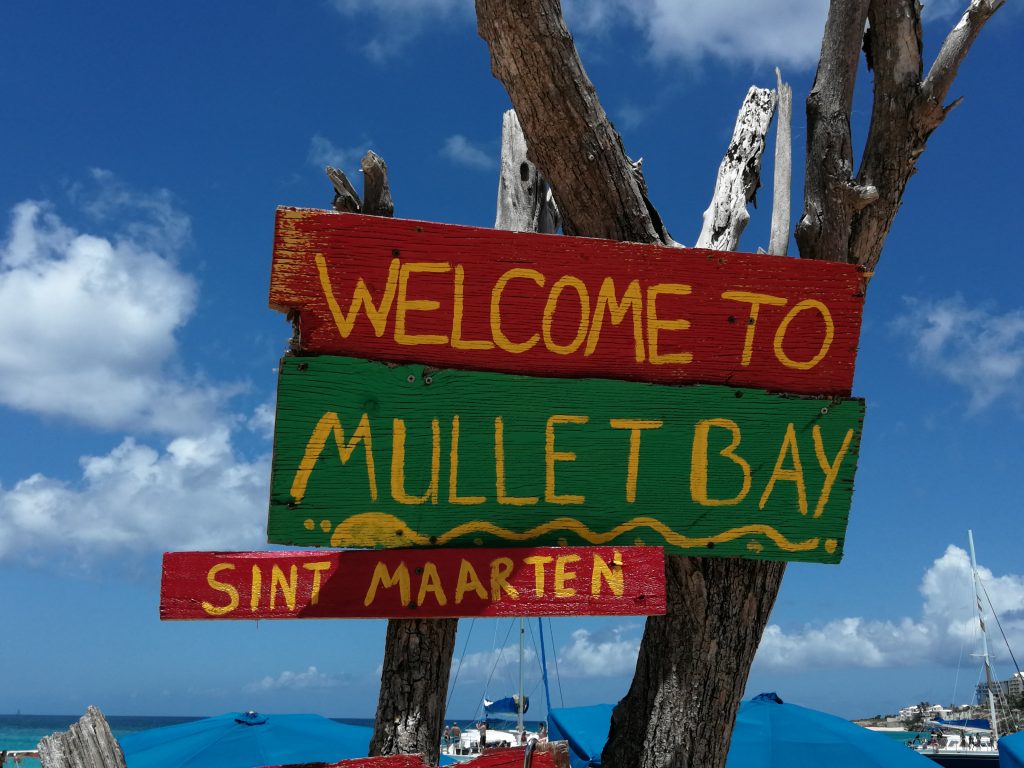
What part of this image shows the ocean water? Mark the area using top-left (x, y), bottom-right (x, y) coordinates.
top-left (0, 714), bottom-right (538, 765)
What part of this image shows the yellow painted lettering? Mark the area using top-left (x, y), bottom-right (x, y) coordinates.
top-left (609, 419), bottom-right (663, 502)
top-left (316, 255), bottom-right (399, 338)
top-left (690, 418), bottom-right (752, 506)
top-left (773, 299), bottom-right (835, 370)
top-left (720, 291), bottom-right (788, 366)
top-left (586, 278), bottom-right (645, 362)
top-left (591, 552), bottom-right (624, 596)
top-left (542, 275), bottom-right (590, 355)
top-left (416, 562), bottom-right (448, 607)
top-left (759, 423), bottom-right (808, 514)
top-left (455, 559), bottom-right (488, 603)
top-left (449, 415), bottom-right (485, 505)
top-left (451, 265), bottom-right (494, 350)
top-left (302, 561), bottom-right (332, 606)
top-left (250, 564), bottom-right (262, 612)
top-left (290, 411), bottom-right (377, 504)
top-left (202, 563), bottom-right (239, 616)
top-left (490, 268), bottom-right (544, 354)
top-left (523, 555), bottom-right (553, 596)
top-left (545, 415), bottom-right (588, 505)
top-left (394, 261), bottom-right (450, 346)
top-left (270, 564), bottom-right (298, 611)
top-left (489, 557), bottom-right (520, 601)
top-left (811, 425), bottom-right (854, 517)
top-left (646, 283), bottom-right (693, 364)
top-left (391, 418), bottom-right (440, 504)
top-left (554, 554), bottom-right (580, 597)
top-left (495, 417), bottom-right (538, 506)
top-left (364, 561), bottom-right (411, 607)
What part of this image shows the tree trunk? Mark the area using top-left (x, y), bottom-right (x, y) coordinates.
top-left (37, 706), bottom-right (126, 768)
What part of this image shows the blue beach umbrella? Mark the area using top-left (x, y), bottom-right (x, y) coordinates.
top-left (548, 693), bottom-right (935, 767)
top-left (1000, 730), bottom-right (1024, 768)
top-left (119, 711), bottom-right (374, 768)
top-left (725, 692), bottom-right (934, 767)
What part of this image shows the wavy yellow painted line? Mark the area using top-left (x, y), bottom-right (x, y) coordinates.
top-left (328, 512), bottom-right (820, 552)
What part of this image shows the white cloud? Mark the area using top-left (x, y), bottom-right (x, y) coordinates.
top-left (755, 545), bottom-right (1024, 670)
top-left (441, 135), bottom-right (493, 170)
top-left (330, 0), bottom-right (830, 68)
top-left (244, 666), bottom-right (344, 693)
top-left (0, 181), bottom-right (232, 434)
top-left (557, 624), bottom-right (642, 678)
top-left (893, 296), bottom-right (1024, 412)
top-left (329, 0), bottom-right (470, 61)
top-left (0, 426), bottom-right (269, 564)
top-left (452, 643), bottom-right (539, 682)
top-left (308, 134), bottom-right (372, 177)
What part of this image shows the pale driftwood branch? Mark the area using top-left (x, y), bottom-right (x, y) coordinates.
top-left (476, 0), bottom-right (666, 244)
top-left (922, 0), bottom-right (1005, 118)
top-left (768, 68), bottom-right (792, 257)
top-left (696, 86), bottom-right (776, 251)
top-left (327, 165), bottom-right (361, 213)
top-left (494, 109), bottom-right (560, 234)
top-left (848, 0), bottom-right (1004, 271)
top-left (361, 151), bottom-right (394, 218)
top-left (37, 707), bottom-right (126, 768)
top-left (794, 0), bottom-right (871, 263)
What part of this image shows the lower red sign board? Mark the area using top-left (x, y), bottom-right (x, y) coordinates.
top-left (160, 547), bottom-right (665, 620)
top-left (265, 742), bottom-right (569, 768)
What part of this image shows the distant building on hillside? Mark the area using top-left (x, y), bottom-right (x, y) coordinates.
top-left (898, 704), bottom-right (949, 722)
top-left (976, 671), bottom-right (1024, 705)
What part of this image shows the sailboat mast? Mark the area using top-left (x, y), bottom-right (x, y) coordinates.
top-left (969, 529), bottom-right (1000, 742)
top-left (518, 618), bottom-right (525, 735)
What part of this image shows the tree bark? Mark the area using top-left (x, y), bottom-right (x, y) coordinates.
top-left (768, 68), bottom-right (793, 257)
top-left (476, 0), bottom-right (667, 244)
top-left (351, 154), bottom-right (458, 766)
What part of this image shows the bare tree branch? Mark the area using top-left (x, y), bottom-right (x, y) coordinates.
top-left (849, 0), bottom-right (1004, 271)
top-left (695, 86), bottom-right (776, 251)
top-left (494, 109), bottom-right (560, 234)
top-left (362, 151), bottom-right (394, 218)
top-left (795, 0), bottom-right (872, 262)
top-left (327, 166), bottom-right (361, 213)
top-left (476, 0), bottom-right (667, 244)
top-left (768, 68), bottom-right (793, 257)
top-left (922, 0), bottom-right (1005, 117)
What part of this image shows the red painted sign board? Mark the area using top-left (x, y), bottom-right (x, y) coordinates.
top-left (263, 742), bottom-right (569, 768)
top-left (160, 547), bottom-right (665, 620)
top-left (270, 208), bottom-right (866, 396)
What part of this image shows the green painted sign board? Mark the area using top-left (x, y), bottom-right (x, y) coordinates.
top-left (269, 356), bottom-right (864, 564)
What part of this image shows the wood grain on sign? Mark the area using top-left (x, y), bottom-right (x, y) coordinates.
top-left (270, 208), bottom-right (865, 396)
top-left (262, 742), bottom-right (569, 767)
top-left (160, 547), bottom-right (665, 620)
top-left (268, 356), bottom-right (864, 564)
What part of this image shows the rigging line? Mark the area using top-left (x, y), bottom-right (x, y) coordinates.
top-left (547, 619), bottom-right (565, 708)
top-left (446, 618), bottom-right (476, 715)
top-left (981, 580), bottom-right (1023, 680)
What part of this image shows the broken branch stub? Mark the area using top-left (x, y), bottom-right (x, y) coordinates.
top-left (696, 86), bottom-right (776, 251)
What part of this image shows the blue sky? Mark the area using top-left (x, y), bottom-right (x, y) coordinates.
top-left (2, 0), bottom-right (1023, 723)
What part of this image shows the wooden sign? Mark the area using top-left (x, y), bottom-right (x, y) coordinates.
top-left (270, 208), bottom-right (865, 397)
top-left (262, 742), bottom-right (569, 768)
top-left (160, 547), bottom-right (665, 619)
top-left (268, 356), bottom-right (864, 564)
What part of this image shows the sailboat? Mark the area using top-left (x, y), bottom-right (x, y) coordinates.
top-left (442, 618), bottom-right (546, 759)
top-left (913, 531), bottom-right (1010, 767)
